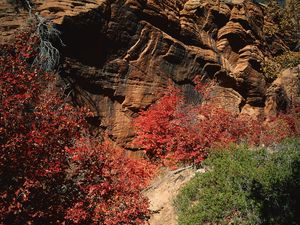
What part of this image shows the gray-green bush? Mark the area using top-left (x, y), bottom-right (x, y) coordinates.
top-left (175, 139), bottom-right (300, 225)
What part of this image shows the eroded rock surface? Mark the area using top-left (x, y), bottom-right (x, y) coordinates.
top-left (1, 0), bottom-right (298, 147)
top-left (265, 65), bottom-right (300, 115)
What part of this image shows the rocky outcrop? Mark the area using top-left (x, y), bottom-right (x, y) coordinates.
top-left (0, 1), bottom-right (27, 44)
top-left (1, 0), bottom-right (298, 147)
top-left (265, 65), bottom-right (300, 115)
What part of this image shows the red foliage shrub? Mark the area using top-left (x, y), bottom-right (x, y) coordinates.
top-left (134, 82), bottom-right (300, 166)
top-left (0, 31), bottom-right (154, 224)
top-left (260, 104), bottom-right (300, 145)
top-left (65, 139), bottom-right (155, 224)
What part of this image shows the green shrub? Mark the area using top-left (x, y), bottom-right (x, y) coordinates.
top-left (175, 139), bottom-right (300, 225)
top-left (263, 0), bottom-right (300, 47)
top-left (263, 51), bottom-right (300, 81)
top-left (275, 51), bottom-right (300, 68)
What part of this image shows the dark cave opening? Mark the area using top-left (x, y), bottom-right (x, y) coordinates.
top-left (58, 16), bottom-right (109, 68)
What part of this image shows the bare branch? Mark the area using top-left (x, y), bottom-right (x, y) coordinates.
top-left (31, 14), bottom-right (63, 72)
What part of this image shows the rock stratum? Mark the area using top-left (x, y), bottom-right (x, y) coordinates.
top-left (1, 0), bottom-right (299, 148)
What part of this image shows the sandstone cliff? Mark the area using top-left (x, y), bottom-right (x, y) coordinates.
top-left (1, 0), bottom-right (299, 147)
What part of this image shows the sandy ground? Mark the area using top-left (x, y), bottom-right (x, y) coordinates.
top-left (143, 167), bottom-right (198, 225)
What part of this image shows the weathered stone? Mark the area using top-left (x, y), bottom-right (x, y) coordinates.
top-left (265, 65), bottom-right (300, 115)
top-left (1, 0), bottom-right (299, 147)
top-left (208, 86), bottom-right (245, 114)
top-left (241, 104), bottom-right (264, 119)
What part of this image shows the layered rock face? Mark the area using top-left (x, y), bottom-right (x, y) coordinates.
top-left (1, 0), bottom-right (299, 147)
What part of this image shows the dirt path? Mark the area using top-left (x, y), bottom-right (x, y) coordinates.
top-left (143, 167), bottom-right (197, 225)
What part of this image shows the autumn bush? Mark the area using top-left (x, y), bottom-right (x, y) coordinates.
top-left (63, 139), bottom-right (154, 224)
top-left (134, 82), bottom-right (299, 166)
top-left (0, 30), bottom-right (154, 224)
